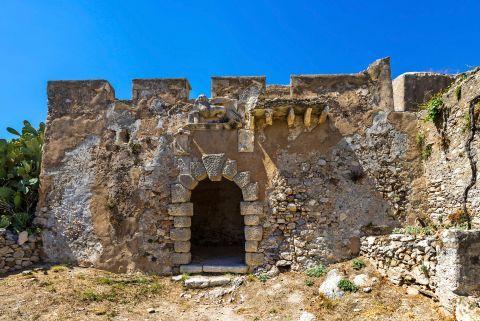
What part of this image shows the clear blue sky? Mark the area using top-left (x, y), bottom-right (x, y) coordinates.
top-left (1, 0), bottom-right (479, 138)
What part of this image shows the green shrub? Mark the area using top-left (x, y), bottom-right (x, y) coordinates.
top-left (352, 259), bottom-right (366, 270)
top-left (421, 95), bottom-right (444, 123)
top-left (337, 279), bottom-right (357, 292)
top-left (0, 121), bottom-right (44, 233)
top-left (306, 264), bottom-right (327, 277)
top-left (304, 279), bottom-right (314, 286)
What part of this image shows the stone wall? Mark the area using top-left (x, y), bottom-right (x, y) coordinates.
top-left (361, 229), bottom-right (480, 317)
top-left (0, 229), bottom-right (41, 274)
top-left (412, 69), bottom-right (480, 227)
top-left (360, 234), bottom-right (438, 295)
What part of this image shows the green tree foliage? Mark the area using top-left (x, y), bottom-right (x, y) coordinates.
top-left (0, 121), bottom-right (44, 233)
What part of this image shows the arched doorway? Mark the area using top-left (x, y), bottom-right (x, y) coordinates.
top-left (190, 179), bottom-right (245, 266)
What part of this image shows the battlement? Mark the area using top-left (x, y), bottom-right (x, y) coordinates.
top-left (47, 58), bottom-right (393, 111)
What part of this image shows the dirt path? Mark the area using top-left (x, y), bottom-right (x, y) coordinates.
top-left (0, 260), bottom-right (450, 321)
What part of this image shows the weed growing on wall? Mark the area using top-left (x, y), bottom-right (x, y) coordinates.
top-left (0, 121), bottom-right (44, 233)
top-left (421, 95), bottom-right (444, 123)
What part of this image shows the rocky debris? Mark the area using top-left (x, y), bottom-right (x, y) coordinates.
top-left (318, 269), bottom-right (344, 299)
top-left (184, 275), bottom-right (231, 289)
top-left (455, 296), bottom-right (480, 321)
top-left (203, 276), bottom-right (245, 299)
top-left (0, 229), bottom-right (41, 274)
top-left (360, 234), bottom-right (438, 292)
top-left (406, 287), bottom-right (419, 296)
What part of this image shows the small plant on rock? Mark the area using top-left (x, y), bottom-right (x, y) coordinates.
top-left (420, 265), bottom-right (429, 276)
top-left (352, 259), bottom-right (366, 270)
top-left (337, 279), bottom-right (357, 292)
top-left (180, 273), bottom-right (189, 282)
top-left (304, 279), bottom-right (314, 286)
top-left (306, 264), bottom-right (326, 277)
top-left (257, 272), bottom-right (270, 283)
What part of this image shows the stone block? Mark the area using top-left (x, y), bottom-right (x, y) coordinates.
top-left (222, 160), bottom-right (237, 180)
top-left (238, 129), bottom-right (254, 152)
top-left (174, 241), bottom-right (191, 253)
top-left (173, 216), bottom-right (191, 228)
top-left (180, 264), bottom-right (203, 274)
top-left (170, 228), bottom-right (191, 241)
top-left (233, 171), bottom-right (250, 188)
top-left (244, 215), bottom-right (260, 226)
top-left (173, 134), bottom-right (190, 156)
top-left (245, 226), bottom-right (263, 241)
top-left (172, 252), bottom-right (191, 265)
top-left (245, 241), bottom-right (258, 252)
top-left (191, 161), bottom-right (207, 181)
top-left (178, 174), bottom-right (198, 190)
top-left (203, 265), bottom-right (248, 274)
top-left (175, 156), bottom-right (191, 175)
top-left (240, 201), bottom-right (263, 215)
top-left (242, 182), bottom-right (259, 201)
top-left (202, 154), bottom-right (225, 181)
top-left (171, 184), bottom-right (191, 203)
top-left (245, 252), bottom-right (264, 266)
top-left (168, 203), bottom-right (193, 216)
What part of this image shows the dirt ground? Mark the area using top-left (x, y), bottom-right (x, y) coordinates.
top-left (0, 259), bottom-right (450, 321)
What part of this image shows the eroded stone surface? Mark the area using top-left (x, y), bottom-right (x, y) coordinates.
top-left (233, 171), bottom-right (250, 188)
top-left (202, 154), bottom-right (225, 181)
top-left (178, 174), bottom-right (198, 190)
top-left (238, 129), bottom-right (254, 152)
top-left (242, 182), bottom-right (259, 201)
top-left (168, 203), bottom-right (193, 216)
top-left (240, 201), bottom-right (263, 215)
top-left (184, 275), bottom-right (231, 289)
top-left (171, 184), bottom-right (191, 203)
top-left (245, 226), bottom-right (263, 241)
top-left (222, 160), bottom-right (237, 180)
top-left (191, 161), bottom-right (207, 181)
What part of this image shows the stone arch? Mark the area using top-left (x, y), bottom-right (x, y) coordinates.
top-left (168, 153), bottom-right (264, 272)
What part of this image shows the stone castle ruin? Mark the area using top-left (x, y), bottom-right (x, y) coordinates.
top-left (29, 57), bottom-right (480, 313)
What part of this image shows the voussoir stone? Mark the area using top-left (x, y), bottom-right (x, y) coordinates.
top-left (170, 228), bottom-right (191, 241)
top-left (178, 174), bottom-right (198, 190)
top-left (245, 226), bottom-right (263, 241)
top-left (233, 171), bottom-right (250, 188)
top-left (246, 252), bottom-right (264, 266)
top-left (242, 182), bottom-right (259, 201)
top-left (174, 216), bottom-right (191, 228)
top-left (171, 184), bottom-right (191, 203)
top-left (202, 154), bottom-right (225, 181)
top-left (240, 201), bottom-right (263, 215)
top-left (222, 160), bottom-right (238, 180)
top-left (168, 203), bottom-right (193, 216)
top-left (191, 161), bottom-right (207, 181)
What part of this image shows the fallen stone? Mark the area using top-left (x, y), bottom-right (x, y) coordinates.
top-left (353, 274), bottom-right (370, 287)
top-left (147, 308), bottom-right (155, 313)
top-left (406, 287), bottom-right (419, 296)
top-left (298, 311), bottom-right (316, 321)
top-left (184, 275), bottom-right (231, 289)
top-left (319, 269), bottom-right (344, 299)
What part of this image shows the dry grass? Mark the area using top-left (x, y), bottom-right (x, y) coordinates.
top-left (0, 259), bottom-right (451, 321)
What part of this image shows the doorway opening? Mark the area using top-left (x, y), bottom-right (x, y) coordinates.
top-left (190, 179), bottom-right (245, 266)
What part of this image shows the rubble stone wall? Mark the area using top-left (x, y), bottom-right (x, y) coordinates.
top-left (361, 229), bottom-right (480, 314)
top-left (0, 229), bottom-right (41, 274)
top-left (360, 234), bottom-right (438, 294)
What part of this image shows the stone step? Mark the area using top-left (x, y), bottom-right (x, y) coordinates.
top-left (180, 264), bottom-right (248, 274)
top-left (183, 275), bottom-right (231, 289)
